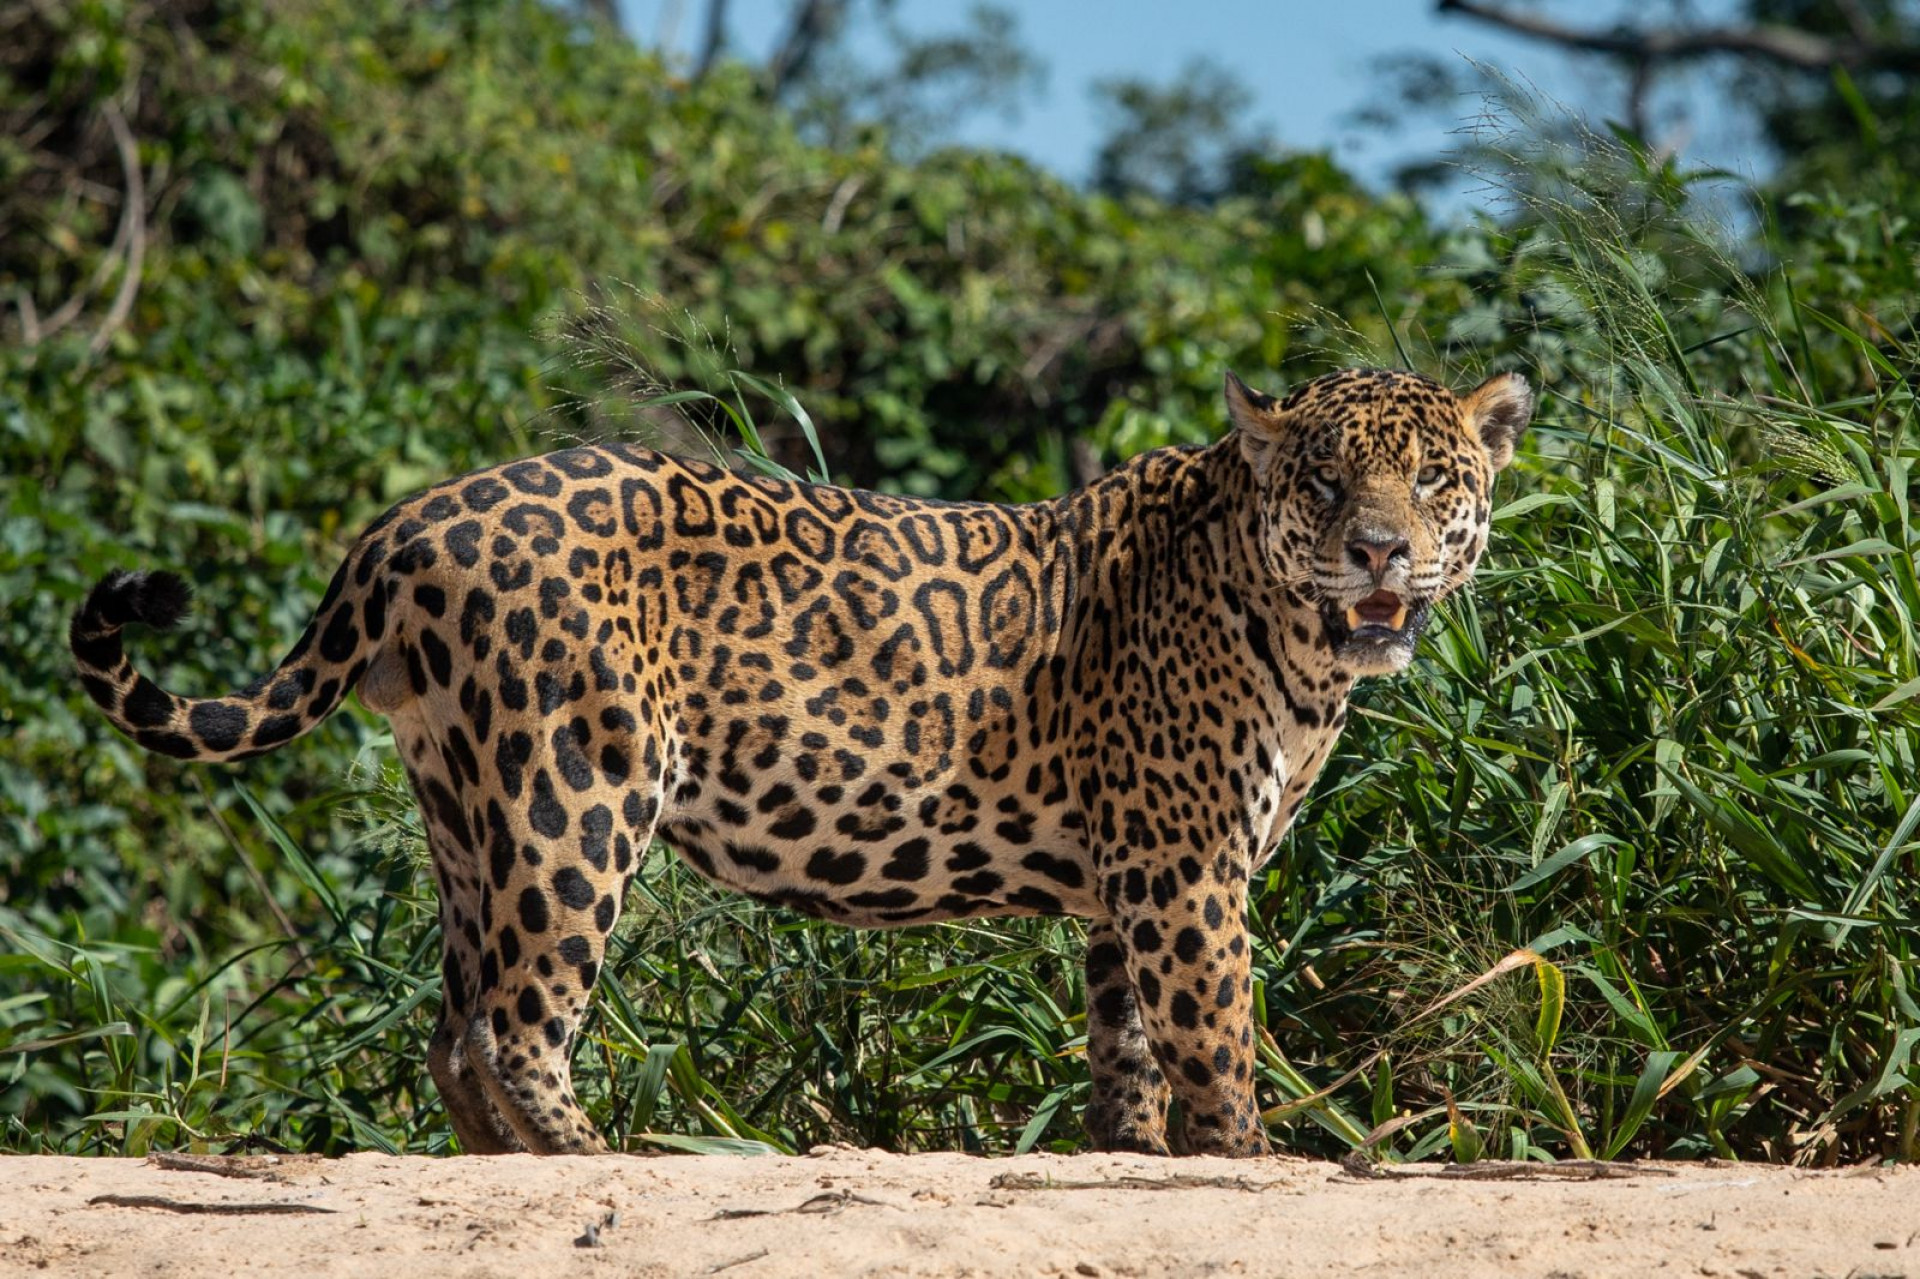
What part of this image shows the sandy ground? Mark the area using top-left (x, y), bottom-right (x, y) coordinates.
top-left (1, 1148), bottom-right (1914, 1278)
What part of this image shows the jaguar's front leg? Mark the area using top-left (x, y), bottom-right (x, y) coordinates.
top-left (1103, 865), bottom-right (1269, 1157)
top-left (1083, 917), bottom-right (1173, 1154)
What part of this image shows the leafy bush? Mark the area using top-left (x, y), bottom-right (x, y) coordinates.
top-left (1265, 126), bottom-right (1920, 1164)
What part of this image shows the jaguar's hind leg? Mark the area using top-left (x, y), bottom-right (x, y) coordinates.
top-left (429, 1011), bottom-right (521, 1153)
top-left (402, 758), bottom-right (523, 1153)
top-left (423, 870), bottom-right (521, 1154)
top-left (462, 762), bottom-right (662, 1155)
top-left (1083, 917), bottom-right (1173, 1154)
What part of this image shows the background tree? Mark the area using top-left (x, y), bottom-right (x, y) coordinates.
top-left (1089, 58), bottom-right (1276, 206)
top-left (1432, 0), bottom-right (1920, 188)
top-left (687, 0), bottom-right (1043, 153)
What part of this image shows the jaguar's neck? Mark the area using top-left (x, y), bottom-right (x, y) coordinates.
top-left (1198, 437), bottom-right (1355, 714)
top-left (1176, 443), bottom-right (1360, 779)
top-left (1056, 439), bottom-right (1353, 716)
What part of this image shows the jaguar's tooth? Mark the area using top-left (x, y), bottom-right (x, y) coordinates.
top-left (1346, 606), bottom-right (1363, 632)
top-left (1389, 603), bottom-right (1408, 630)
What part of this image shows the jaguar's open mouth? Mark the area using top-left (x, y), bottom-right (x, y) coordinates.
top-left (1321, 589), bottom-right (1430, 667)
top-left (1346, 589), bottom-right (1409, 638)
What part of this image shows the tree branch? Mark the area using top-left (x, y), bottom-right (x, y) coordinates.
top-left (764, 0), bottom-right (846, 100)
top-left (88, 101), bottom-right (147, 358)
top-left (1437, 0), bottom-right (1920, 73)
top-left (1067, 436), bottom-right (1104, 489)
top-left (1832, 0), bottom-right (1878, 44)
top-left (693, 0), bottom-right (728, 81)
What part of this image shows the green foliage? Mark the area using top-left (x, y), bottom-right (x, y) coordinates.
top-left (1258, 122), bottom-right (1920, 1165)
top-left (2, 0), bottom-right (1915, 1165)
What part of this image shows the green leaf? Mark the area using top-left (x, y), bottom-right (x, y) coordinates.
top-left (1492, 492), bottom-right (1578, 521)
top-left (235, 785), bottom-right (345, 926)
top-left (730, 369), bottom-right (830, 483)
top-left (1504, 833), bottom-right (1624, 894)
top-left (1444, 1090), bottom-right (1484, 1165)
top-left (1602, 1050), bottom-right (1682, 1159)
top-left (1781, 537), bottom-right (1900, 567)
top-left (1871, 677), bottom-right (1920, 712)
top-left (1663, 771), bottom-right (1819, 901)
top-left (627, 1042), bottom-right (682, 1133)
top-left (1532, 958), bottom-right (1567, 1057)
top-left (0, 1023), bottom-right (136, 1055)
top-left (1836, 791), bottom-right (1920, 935)
top-left (1014, 1083), bottom-right (1072, 1153)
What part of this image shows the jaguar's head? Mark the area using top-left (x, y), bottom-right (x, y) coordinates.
top-left (1227, 366), bottom-right (1533, 675)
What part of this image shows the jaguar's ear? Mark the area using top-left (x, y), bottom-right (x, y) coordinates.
top-left (1226, 371), bottom-right (1287, 480)
top-left (1462, 371), bottom-right (1533, 472)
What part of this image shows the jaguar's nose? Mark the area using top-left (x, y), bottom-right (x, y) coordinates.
top-left (1346, 534), bottom-right (1411, 577)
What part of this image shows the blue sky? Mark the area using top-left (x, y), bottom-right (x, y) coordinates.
top-left (615, 0), bottom-right (1764, 208)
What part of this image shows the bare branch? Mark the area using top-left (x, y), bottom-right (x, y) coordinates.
top-left (1068, 436), bottom-right (1104, 489)
top-left (15, 290), bottom-right (40, 345)
top-left (24, 100), bottom-right (148, 349)
top-left (693, 0), bottom-right (728, 81)
top-left (1833, 0), bottom-right (1877, 44)
top-left (1625, 57), bottom-right (1652, 142)
top-left (764, 0), bottom-right (847, 100)
top-left (1437, 0), bottom-right (1920, 73)
top-left (88, 101), bottom-right (147, 357)
top-left (820, 173), bottom-right (864, 234)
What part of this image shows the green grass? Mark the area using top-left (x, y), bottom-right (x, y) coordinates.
top-left (1253, 117), bottom-right (1920, 1165)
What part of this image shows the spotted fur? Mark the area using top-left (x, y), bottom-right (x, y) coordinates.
top-left (71, 366), bottom-right (1532, 1156)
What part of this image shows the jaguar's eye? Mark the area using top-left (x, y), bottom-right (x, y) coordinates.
top-left (1416, 464), bottom-right (1445, 488)
top-left (1311, 464), bottom-right (1342, 495)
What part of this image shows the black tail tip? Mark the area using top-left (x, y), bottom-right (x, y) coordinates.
top-left (76, 569), bottom-right (194, 634)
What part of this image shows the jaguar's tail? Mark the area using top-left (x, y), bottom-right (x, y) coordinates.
top-left (70, 555), bottom-right (386, 763)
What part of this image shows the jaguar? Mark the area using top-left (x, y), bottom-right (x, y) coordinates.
top-left (71, 365), bottom-right (1532, 1156)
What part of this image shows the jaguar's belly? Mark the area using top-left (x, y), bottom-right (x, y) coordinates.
top-left (654, 786), bottom-right (1102, 927)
